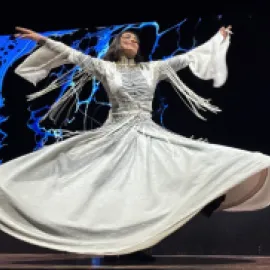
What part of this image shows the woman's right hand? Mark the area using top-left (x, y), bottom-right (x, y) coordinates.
top-left (15, 27), bottom-right (46, 43)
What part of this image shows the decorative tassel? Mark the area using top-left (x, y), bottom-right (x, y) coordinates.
top-left (26, 67), bottom-right (93, 126)
top-left (27, 67), bottom-right (85, 101)
top-left (159, 64), bottom-right (221, 120)
top-left (40, 73), bottom-right (92, 124)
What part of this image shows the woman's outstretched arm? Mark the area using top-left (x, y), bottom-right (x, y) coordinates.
top-left (155, 26), bottom-right (232, 88)
top-left (14, 27), bottom-right (106, 85)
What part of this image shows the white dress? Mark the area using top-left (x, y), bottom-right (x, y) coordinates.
top-left (0, 31), bottom-right (270, 255)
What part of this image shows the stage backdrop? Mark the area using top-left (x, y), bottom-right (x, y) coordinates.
top-left (0, 14), bottom-right (270, 255)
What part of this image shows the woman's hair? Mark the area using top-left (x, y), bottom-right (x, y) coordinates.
top-left (103, 30), bottom-right (143, 63)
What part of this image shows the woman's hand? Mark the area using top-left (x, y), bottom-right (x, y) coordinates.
top-left (14, 27), bottom-right (46, 43)
top-left (220, 25), bottom-right (233, 40)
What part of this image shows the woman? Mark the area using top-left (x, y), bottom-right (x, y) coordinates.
top-left (0, 25), bottom-right (269, 259)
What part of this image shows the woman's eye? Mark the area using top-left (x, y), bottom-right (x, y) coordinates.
top-left (122, 35), bottom-right (139, 44)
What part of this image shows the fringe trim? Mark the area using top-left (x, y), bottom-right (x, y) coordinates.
top-left (159, 64), bottom-right (221, 120)
top-left (27, 68), bottom-right (92, 125)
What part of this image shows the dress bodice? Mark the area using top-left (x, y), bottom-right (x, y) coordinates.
top-left (104, 65), bottom-right (155, 121)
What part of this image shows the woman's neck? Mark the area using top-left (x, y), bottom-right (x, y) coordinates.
top-left (118, 55), bottom-right (136, 66)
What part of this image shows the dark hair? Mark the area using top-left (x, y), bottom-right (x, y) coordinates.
top-left (103, 30), bottom-right (143, 63)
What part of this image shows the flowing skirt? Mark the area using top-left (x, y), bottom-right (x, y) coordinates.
top-left (0, 114), bottom-right (270, 255)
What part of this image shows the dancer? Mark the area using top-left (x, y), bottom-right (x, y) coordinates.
top-left (0, 25), bottom-right (269, 260)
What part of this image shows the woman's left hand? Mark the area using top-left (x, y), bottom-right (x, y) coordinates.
top-left (220, 25), bottom-right (232, 40)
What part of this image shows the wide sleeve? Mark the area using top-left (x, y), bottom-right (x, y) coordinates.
top-left (156, 30), bottom-right (231, 88)
top-left (14, 38), bottom-right (106, 85)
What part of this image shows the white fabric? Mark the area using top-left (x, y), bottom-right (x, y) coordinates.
top-left (0, 31), bottom-right (269, 255)
top-left (156, 31), bottom-right (229, 87)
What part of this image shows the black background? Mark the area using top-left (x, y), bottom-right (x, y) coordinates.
top-left (0, 1), bottom-right (270, 255)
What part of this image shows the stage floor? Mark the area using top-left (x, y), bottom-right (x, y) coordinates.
top-left (0, 254), bottom-right (269, 269)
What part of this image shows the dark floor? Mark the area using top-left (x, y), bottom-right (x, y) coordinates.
top-left (0, 254), bottom-right (269, 269)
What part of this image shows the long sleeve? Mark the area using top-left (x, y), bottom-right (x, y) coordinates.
top-left (156, 31), bottom-right (231, 88)
top-left (14, 38), bottom-right (106, 85)
top-left (151, 30), bottom-right (231, 121)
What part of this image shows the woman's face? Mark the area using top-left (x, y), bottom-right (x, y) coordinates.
top-left (120, 32), bottom-right (139, 58)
